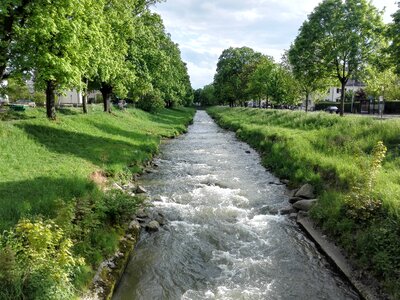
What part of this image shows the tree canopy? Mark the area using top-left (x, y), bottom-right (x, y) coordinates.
top-left (1, 0), bottom-right (192, 118)
top-left (293, 0), bottom-right (385, 115)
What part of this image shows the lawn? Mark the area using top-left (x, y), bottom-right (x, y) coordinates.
top-left (207, 106), bottom-right (400, 298)
top-left (0, 105), bottom-right (195, 298)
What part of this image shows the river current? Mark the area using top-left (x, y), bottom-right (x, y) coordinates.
top-left (113, 110), bottom-right (358, 300)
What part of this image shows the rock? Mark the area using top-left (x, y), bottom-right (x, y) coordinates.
top-left (289, 213), bottom-right (298, 220)
top-left (128, 192), bottom-right (136, 197)
top-left (128, 220), bottom-right (141, 231)
top-left (152, 196), bottom-right (163, 202)
top-left (293, 199), bottom-right (317, 212)
top-left (281, 179), bottom-right (290, 185)
top-left (136, 217), bottom-right (148, 223)
top-left (153, 163), bottom-right (159, 167)
top-left (112, 183), bottom-right (124, 191)
top-left (154, 212), bottom-right (167, 226)
top-left (297, 211), bottom-right (309, 220)
top-left (245, 150), bottom-right (251, 154)
top-left (136, 185), bottom-right (147, 194)
top-left (289, 197), bottom-right (303, 204)
top-left (146, 220), bottom-right (160, 232)
top-left (295, 184), bottom-right (315, 199)
top-left (136, 208), bottom-right (148, 218)
top-left (279, 206), bottom-right (296, 215)
top-left (258, 205), bottom-right (279, 215)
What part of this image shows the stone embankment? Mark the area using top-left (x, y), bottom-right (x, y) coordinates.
top-left (83, 163), bottom-right (166, 300)
top-left (279, 181), bottom-right (379, 300)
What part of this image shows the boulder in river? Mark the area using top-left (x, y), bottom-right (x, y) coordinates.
top-left (293, 199), bottom-right (317, 212)
top-left (289, 197), bottom-right (303, 204)
top-left (279, 206), bottom-right (297, 215)
top-left (146, 220), bottom-right (160, 232)
top-left (136, 186), bottom-right (147, 194)
top-left (295, 184), bottom-right (315, 199)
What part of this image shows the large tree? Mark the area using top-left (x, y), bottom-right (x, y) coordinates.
top-left (246, 56), bottom-right (275, 108)
top-left (288, 20), bottom-right (329, 112)
top-left (388, 3), bottom-right (400, 75)
top-left (296, 0), bottom-right (385, 116)
top-left (214, 47), bottom-right (263, 107)
top-left (11, 0), bottom-right (100, 119)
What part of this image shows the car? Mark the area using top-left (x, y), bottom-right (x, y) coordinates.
top-left (15, 99), bottom-right (36, 107)
top-left (324, 106), bottom-right (339, 114)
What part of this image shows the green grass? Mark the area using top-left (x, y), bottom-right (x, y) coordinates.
top-left (0, 105), bottom-right (195, 297)
top-left (207, 106), bottom-right (400, 298)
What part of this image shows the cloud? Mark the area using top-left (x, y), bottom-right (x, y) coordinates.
top-left (153, 0), bottom-right (398, 88)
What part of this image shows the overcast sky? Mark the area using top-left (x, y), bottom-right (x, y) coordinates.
top-left (152, 0), bottom-right (398, 89)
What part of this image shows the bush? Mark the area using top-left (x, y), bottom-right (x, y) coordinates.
top-left (137, 91), bottom-right (165, 113)
top-left (0, 219), bottom-right (82, 300)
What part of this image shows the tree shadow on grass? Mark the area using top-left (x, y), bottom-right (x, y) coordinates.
top-left (0, 176), bottom-right (95, 232)
top-left (17, 124), bottom-right (156, 168)
top-left (148, 108), bottom-right (192, 127)
top-left (89, 121), bottom-right (159, 143)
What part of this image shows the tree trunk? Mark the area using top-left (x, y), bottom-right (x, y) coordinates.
top-left (100, 83), bottom-right (112, 113)
top-left (82, 78), bottom-right (88, 114)
top-left (339, 79), bottom-right (347, 117)
top-left (305, 92), bottom-right (309, 113)
top-left (46, 80), bottom-right (56, 120)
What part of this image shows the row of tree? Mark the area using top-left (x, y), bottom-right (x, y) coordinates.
top-left (0, 0), bottom-right (193, 118)
top-left (196, 0), bottom-right (400, 115)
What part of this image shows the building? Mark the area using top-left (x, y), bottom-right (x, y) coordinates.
top-left (57, 89), bottom-right (102, 106)
top-left (324, 80), bottom-right (365, 102)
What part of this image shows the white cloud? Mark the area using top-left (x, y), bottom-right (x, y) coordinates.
top-left (153, 0), bottom-right (398, 88)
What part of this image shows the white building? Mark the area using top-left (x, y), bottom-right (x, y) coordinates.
top-left (58, 89), bottom-right (82, 106)
top-left (324, 80), bottom-right (365, 102)
top-left (57, 89), bottom-right (102, 106)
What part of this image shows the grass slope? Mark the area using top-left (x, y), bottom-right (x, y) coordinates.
top-left (208, 106), bottom-right (400, 298)
top-left (0, 105), bottom-right (194, 297)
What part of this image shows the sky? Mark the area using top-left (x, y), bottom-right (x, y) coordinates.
top-left (152, 0), bottom-right (399, 89)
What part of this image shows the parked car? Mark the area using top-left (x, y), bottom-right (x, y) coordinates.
top-left (15, 99), bottom-right (36, 107)
top-left (324, 106), bottom-right (339, 114)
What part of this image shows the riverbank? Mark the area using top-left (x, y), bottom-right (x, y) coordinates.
top-left (207, 106), bottom-right (400, 299)
top-left (0, 105), bottom-right (195, 299)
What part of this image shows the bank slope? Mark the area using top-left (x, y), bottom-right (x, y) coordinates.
top-left (0, 106), bottom-right (195, 298)
top-left (208, 106), bottom-right (400, 299)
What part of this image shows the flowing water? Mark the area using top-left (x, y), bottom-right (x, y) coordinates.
top-left (113, 111), bottom-right (359, 300)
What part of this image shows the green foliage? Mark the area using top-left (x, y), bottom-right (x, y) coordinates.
top-left (388, 5), bottom-right (400, 75)
top-left (344, 141), bottom-right (387, 221)
top-left (213, 47), bottom-right (264, 106)
top-left (137, 91), bottom-right (165, 112)
top-left (194, 84), bottom-right (217, 106)
top-left (0, 219), bottom-right (81, 300)
top-left (0, 105), bottom-right (195, 296)
top-left (293, 0), bottom-right (386, 115)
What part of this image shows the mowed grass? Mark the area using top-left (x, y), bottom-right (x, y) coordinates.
top-left (208, 106), bottom-right (400, 298)
top-left (0, 105), bottom-right (195, 232)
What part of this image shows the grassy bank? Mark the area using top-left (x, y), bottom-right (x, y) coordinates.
top-left (0, 105), bottom-right (194, 299)
top-left (207, 106), bottom-right (400, 298)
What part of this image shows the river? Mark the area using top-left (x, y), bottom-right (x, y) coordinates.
top-left (112, 110), bottom-right (359, 300)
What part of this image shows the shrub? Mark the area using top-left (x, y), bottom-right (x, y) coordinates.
top-left (344, 141), bottom-right (387, 221)
top-left (0, 219), bottom-right (83, 300)
top-left (137, 91), bottom-right (165, 113)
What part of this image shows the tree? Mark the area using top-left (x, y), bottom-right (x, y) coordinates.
top-left (388, 3), bottom-right (400, 75)
top-left (0, 0), bottom-right (33, 81)
top-left (10, 0), bottom-right (102, 119)
top-left (246, 56), bottom-right (275, 107)
top-left (268, 65), bottom-right (301, 105)
top-left (214, 47), bottom-right (263, 107)
top-left (288, 20), bottom-right (330, 112)
top-left (296, 0), bottom-right (385, 116)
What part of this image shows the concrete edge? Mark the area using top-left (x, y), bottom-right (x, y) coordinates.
top-left (297, 215), bottom-right (378, 300)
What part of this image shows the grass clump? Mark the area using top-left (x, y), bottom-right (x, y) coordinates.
top-left (207, 106), bottom-right (400, 298)
top-left (0, 105), bottom-right (195, 298)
